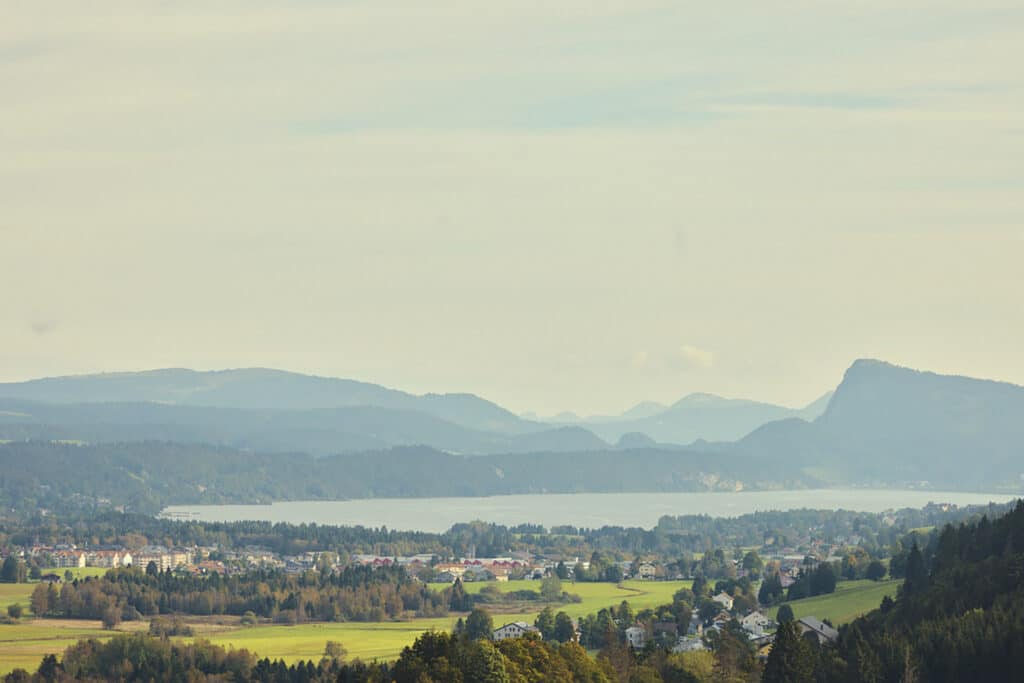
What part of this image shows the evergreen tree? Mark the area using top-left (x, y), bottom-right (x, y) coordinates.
top-left (534, 606), bottom-right (556, 640)
top-left (776, 604), bottom-right (795, 624)
top-left (903, 542), bottom-right (927, 596)
top-left (554, 611), bottom-right (576, 643)
top-left (465, 607), bottom-right (494, 640)
top-left (762, 620), bottom-right (813, 683)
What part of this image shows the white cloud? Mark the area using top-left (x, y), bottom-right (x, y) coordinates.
top-left (679, 345), bottom-right (715, 369)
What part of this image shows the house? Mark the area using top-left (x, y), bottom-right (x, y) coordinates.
top-left (797, 617), bottom-right (839, 645)
top-left (624, 625), bottom-right (646, 649)
top-left (492, 622), bottom-right (542, 641)
top-left (711, 592), bottom-right (734, 610)
top-left (87, 550), bottom-right (131, 568)
top-left (740, 611), bottom-right (771, 636)
top-left (52, 550), bottom-right (86, 568)
top-left (433, 570), bottom-right (461, 584)
top-left (672, 636), bottom-right (706, 653)
top-left (711, 610), bottom-right (732, 628)
top-left (636, 563), bottom-right (656, 580)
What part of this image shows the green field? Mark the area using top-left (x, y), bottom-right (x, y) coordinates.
top-left (765, 579), bottom-right (902, 625)
top-left (0, 620), bottom-right (114, 674)
top-left (0, 584), bottom-right (34, 612)
top-left (40, 567), bottom-right (110, 581)
top-left (208, 580), bottom-right (691, 664)
top-left (0, 579), bottom-right (691, 673)
top-left (454, 579), bottom-right (690, 618)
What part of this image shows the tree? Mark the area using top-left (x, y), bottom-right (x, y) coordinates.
top-left (555, 561), bottom-right (569, 580)
top-left (758, 573), bottom-right (783, 605)
top-left (535, 607), bottom-right (556, 640)
top-left (465, 607), bottom-right (494, 640)
top-left (7, 602), bottom-right (24, 619)
top-left (146, 560), bottom-right (159, 577)
top-left (323, 640), bottom-right (347, 661)
top-left (465, 639), bottom-right (509, 683)
top-left (1, 556), bottom-right (26, 583)
top-left (903, 542), bottom-right (928, 596)
top-left (31, 583), bottom-right (50, 616)
top-left (710, 628), bottom-right (759, 682)
top-left (29, 565), bottom-right (42, 581)
top-left (762, 620), bottom-right (813, 683)
top-left (102, 606), bottom-right (122, 630)
top-left (554, 611), bottom-right (576, 643)
top-left (450, 577), bottom-right (471, 611)
top-left (540, 574), bottom-right (562, 602)
top-left (776, 604), bottom-right (795, 624)
top-left (865, 560), bottom-right (886, 581)
top-left (810, 563), bottom-right (837, 596)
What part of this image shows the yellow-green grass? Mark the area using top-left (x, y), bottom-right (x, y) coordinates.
top-left (0, 584), bottom-right (34, 612)
top-left (40, 567), bottom-right (109, 581)
top-left (202, 582), bottom-right (690, 665)
top-left (1, 580), bottom-right (692, 672)
top-left (204, 617), bottom-right (461, 664)
top-left (443, 579), bottom-right (690, 618)
top-left (0, 620), bottom-right (113, 674)
top-left (765, 579), bottom-right (902, 625)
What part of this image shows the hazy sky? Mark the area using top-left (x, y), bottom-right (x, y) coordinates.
top-left (3, 1), bottom-right (1023, 415)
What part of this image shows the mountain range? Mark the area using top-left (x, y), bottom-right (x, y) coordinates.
top-left (1, 359), bottom-right (1022, 492)
top-left (539, 391), bottom-right (833, 444)
top-left (0, 368), bottom-right (824, 456)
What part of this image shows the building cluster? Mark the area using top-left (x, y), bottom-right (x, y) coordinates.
top-left (24, 544), bottom-right (205, 573)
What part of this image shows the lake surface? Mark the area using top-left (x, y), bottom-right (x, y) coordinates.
top-left (160, 489), bottom-right (1018, 532)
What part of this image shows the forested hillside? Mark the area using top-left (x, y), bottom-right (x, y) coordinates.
top-left (765, 500), bottom-right (1024, 682)
top-left (0, 440), bottom-right (801, 515)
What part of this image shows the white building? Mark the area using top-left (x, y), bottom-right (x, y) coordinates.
top-left (740, 611), bottom-right (771, 636)
top-left (625, 626), bottom-right (646, 649)
top-left (672, 637), bottom-right (707, 653)
top-left (636, 563), bottom-right (656, 580)
top-left (492, 622), bottom-right (542, 641)
top-left (711, 592), bottom-right (734, 610)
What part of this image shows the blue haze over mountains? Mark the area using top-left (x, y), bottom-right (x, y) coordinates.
top-left (0, 359), bottom-right (1022, 491)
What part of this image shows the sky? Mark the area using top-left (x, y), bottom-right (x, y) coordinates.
top-left (2, 1), bottom-right (1023, 415)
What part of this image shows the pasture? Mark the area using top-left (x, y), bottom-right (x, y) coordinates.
top-left (206, 579), bottom-right (691, 664)
top-left (0, 584), bottom-right (34, 612)
top-left (0, 620), bottom-right (115, 674)
top-left (0, 579), bottom-right (692, 673)
top-left (765, 579), bottom-right (902, 625)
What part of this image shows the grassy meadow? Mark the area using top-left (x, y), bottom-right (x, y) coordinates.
top-left (765, 579), bottom-right (902, 625)
top-left (0, 579), bottom-right (691, 673)
top-left (0, 584), bottom-right (35, 613)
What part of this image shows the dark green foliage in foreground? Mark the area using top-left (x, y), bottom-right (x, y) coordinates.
top-left (763, 500), bottom-right (1024, 682)
top-left (5, 630), bottom-right (616, 683)
top-left (4, 633), bottom-right (383, 682)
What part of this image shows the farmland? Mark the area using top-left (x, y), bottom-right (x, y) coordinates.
top-left (765, 579), bottom-right (902, 625)
top-left (204, 579), bottom-right (691, 665)
top-left (0, 579), bottom-right (690, 673)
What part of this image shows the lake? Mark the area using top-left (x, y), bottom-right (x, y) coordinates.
top-left (160, 489), bottom-right (1018, 532)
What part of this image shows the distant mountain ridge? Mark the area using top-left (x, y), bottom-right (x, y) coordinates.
top-left (0, 368), bottom-right (535, 435)
top-left (541, 391), bottom-right (832, 445)
top-left (730, 359), bottom-right (1024, 489)
top-left (0, 397), bottom-right (610, 457)
top-left (3, 360), bottom-right (1021, 494)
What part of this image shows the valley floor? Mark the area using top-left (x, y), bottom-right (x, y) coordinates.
top-left (0, 579), bottom-right (688, 674)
